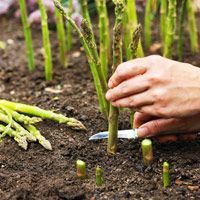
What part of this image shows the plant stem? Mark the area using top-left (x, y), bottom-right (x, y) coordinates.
top-left (55, 0), bottom-right (67, 67)
top-left (163, 161), bottom-right (170, 187)
top-left (177, 0), bottom-right (187, 60)
top-left (96, 166), bottom-right (103, 186)
top-left (160, 0), bottom-right (167, 47)
top-left (0, 100), bottom-right (86, 130)
top-left (186, 0), bottom-right (199, 53)
top-left (66, 0), bottom-right (73, 51)
top-left (107, 0), bottom-right (124, 155)
top-left (163, 0), bottom-right (177, 58)
top-left (144, 0), bottom-right (153, 49)
top-left (76, 160), bottom-right (86, 179)
top-left (37, 0), bottom-right (53, 81)
top-left (19, 0), bottom-right (35, 71)
top-left (141, 139), bottom-right (153, 166)
top-left (95, 0), bottom-right (110, 79)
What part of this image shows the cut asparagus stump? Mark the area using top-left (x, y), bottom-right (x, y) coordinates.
top-left (141, 139), bottom-right (153, 166)
top-left (163, 161), bottom-right (170, 187)
top-left (96, 166), bottom-right (103, 186)
top-left (76, 160), bottom-right (86, 179)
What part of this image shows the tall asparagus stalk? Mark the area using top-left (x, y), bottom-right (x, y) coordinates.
top-left (144, 0), bottom-right (153, 49)
top-left (53, 0), bottom-right (109, 117)
top-left (186, 0), bottom-right (199, 53)
top-left (177, 0), bottom-right (187, 60)
top-left (19, 0), bottom-right (35, 71)
top-left (163, 0), bottom-right (177, 58)
top-left (66, 0), bottom-right (73, 51)
top-left (37, 0), bottom-right (53, 81)
top-left (55, 0), bottom-right (67, 67)
top-left (160, 0), bottom-right (167, 46)
top-left (128, 24), bottom-right (142, 128)
top-left (124, 0), bottom-right (144, 59)
top-left (107, 0), bottom-right (124, 155)
top-left (95, 0), bottom-right (110, 78)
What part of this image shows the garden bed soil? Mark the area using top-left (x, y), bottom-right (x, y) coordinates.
top-left (0, 16), bottom-right (200, 200)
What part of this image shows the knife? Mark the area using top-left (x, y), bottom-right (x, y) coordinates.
top-left (89, 129), bottom-right (138, 140)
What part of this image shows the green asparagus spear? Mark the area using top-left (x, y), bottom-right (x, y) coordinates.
top-left (0, 100), bottom-right (86, 130)
top-left (19, 0), bottom-right (35, 71)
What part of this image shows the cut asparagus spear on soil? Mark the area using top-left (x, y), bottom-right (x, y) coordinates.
top-left (0, 100), bottom-right (86, 130)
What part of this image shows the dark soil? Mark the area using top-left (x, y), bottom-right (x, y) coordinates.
top-left (0, 15), bottom-right (200, 200)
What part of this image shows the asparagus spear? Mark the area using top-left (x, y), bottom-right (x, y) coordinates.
top-left (19, 0), bottom-right (35, 71)
top-left (25, 124), bottom-right (52, 150)
top-left (186, 0), bottom-right (199, 53)
top-left (55, 0), bottom-right (67, 67)
top-left (95, 0), bottom-right (110, 78)
top-left (66, 0), bottom-right (73, 51)
top-left (160, 0), bottom-right (167, 46)
top-left (0, 125), bottom-right (28, 150)
top-left (164, 0), bottom-right (177, 58)
top-left (0, 100), bottom-right (86, 130)
top-left (37, 0), bottom-right (53, 81)
top-left (0, 112), bottom-right (36, 142)
top-left (177, 0), bottom-right (187, 60)
top-left (144, 0), bottom-right (153, 49)
top-left (107, 0), bottom-right (124, 155)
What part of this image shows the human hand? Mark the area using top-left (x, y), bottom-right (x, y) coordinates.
top-left (106, 55), bottom-right (200, 118)
top-left (134, 112), bottom-right (200, 142)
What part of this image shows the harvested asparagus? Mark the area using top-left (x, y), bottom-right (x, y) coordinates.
top-left (0, 112), bottom-right (36, 142)
top-left (25, 124), bottom-right (52, 150)
top-left (0, 100), bottom-right (86, 130)
top-left (0, 125), bottom-right (28, 150)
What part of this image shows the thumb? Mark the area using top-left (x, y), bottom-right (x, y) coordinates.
top-left (137, 118), bottom-right (180, 138)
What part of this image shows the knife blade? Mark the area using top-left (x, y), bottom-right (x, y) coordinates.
top-left (89, 129), bottom-right (138, 140)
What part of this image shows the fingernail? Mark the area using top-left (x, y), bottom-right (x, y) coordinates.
top-left (106, 91), bottom-right (111, 100)
top-left (108, 80), bottom-right (114, 88)
top-left (137, 127), bottom-right (149, 138)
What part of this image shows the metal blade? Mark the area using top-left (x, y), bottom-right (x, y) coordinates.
top-left (89, 129), bottom-right (138, 140)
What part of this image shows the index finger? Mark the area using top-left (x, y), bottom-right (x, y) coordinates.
top-left (108, 58), bottom-right (148, 88)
